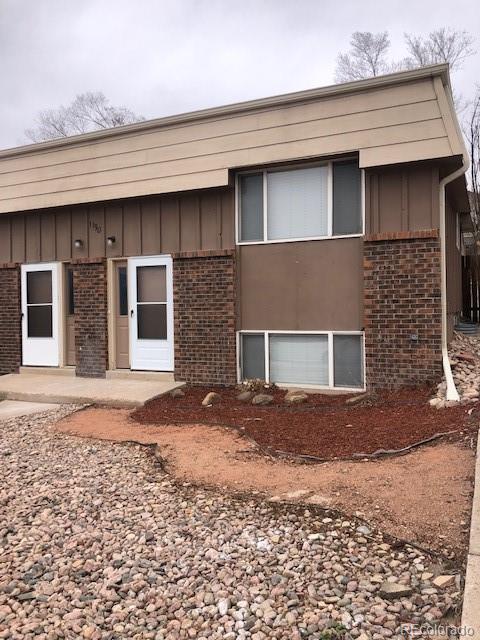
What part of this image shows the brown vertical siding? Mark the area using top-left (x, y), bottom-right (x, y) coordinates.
top-left (365, 163), bottom-right (439, 234)
top-left (445, 196), bottom-right (462, 339)
top-left (0, 187), bottom-right (235, 264)
top-left (40, 212), bottom-right (56, 261)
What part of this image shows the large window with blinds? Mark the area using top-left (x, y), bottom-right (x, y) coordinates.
top-left (237, 160), bottom-right (362, 244)
top-left (239, 331), bottom-right (364, 389)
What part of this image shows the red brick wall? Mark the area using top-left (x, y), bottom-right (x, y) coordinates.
top-left (364, 232), bottom-right (442, 388)
top-left (73, 260), bottom-right (108, 378)
top-left (0, 265), bottom-right (21, 375)
top-left (173, 250), bottom-right (236, 385)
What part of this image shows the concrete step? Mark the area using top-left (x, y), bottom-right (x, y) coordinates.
top-left (106, 369), bottom-right (175, 382)
top-left (19, 366), bottom-right (76, 377)
top-left (0, 372), bottom-right (184, 408)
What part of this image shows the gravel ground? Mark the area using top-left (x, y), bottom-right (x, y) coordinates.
top-left (0, 407), bottom-right (464, 640)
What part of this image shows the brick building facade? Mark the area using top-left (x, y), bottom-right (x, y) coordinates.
top-left (0, 265), bottom-right (21, 376)
top-left (73, 260), bottom-right (108, 378)
top-left (0, 66), bottom-right (468, 391)
top-left (364, 231), bottom-right (443, 389)
top-left (173, 250), bottom-right (236, 385)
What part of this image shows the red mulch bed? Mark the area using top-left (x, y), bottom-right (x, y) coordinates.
top-left (131, 385), bottom-right (480, 460)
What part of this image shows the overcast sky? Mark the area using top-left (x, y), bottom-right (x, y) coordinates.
top-left (0, 0), bottom-right (478, 151)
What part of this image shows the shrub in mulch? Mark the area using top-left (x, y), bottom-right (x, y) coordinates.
top-left (131, 385), bottom-right (479, 460)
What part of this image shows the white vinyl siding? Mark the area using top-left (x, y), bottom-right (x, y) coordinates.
top-left (240, 331), bottom-right (364, 390)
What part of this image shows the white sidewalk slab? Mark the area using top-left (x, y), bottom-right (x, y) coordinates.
top-left (0, 372), bottom-right (184, 408)
top-left (462, 429), bottom-right (480, 638)
top-left (0, 400), bottom-right (59, 420)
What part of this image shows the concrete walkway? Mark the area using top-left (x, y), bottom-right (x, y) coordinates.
top-left (0, 372), bottom-right (184, 408)
top-left (0, 400), bottom-right (60, 420)
top-left (462, 429), bottom-right (480, 637)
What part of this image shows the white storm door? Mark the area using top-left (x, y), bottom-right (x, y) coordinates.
top-left (21, 263), bottom-right (60, 367)
top-left (128, 256), bottom-right (174, 371)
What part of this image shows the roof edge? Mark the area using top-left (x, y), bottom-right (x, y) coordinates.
top-left (0, 63), bottom-right (451, 160)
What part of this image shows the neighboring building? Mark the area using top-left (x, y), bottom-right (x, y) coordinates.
top-left (0, 64), bottom-right (470, 390)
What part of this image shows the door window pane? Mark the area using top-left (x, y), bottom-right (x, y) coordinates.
top-left (240, 173), bottom-right (264, 242)
top-left (27, 271), bottom-right (52, 304)
top-left (333, 335), bottom-right (363, 388)
top-left (267, 166), bottom-right (328, 240)
top-left (28, 305), bottom-right (52, 338)
top-left (269, 334), bottom-right (328, 385)
top-left (137, 304), bottom-right (167, 339)
top-left (333, 161), bottom-right (362, 235)
top-left (118, 267), bottom-right (128, 316)
top-left (137, 266), bottom-right (166, 303)
top-left (241, 334), bottom-right (265, 380)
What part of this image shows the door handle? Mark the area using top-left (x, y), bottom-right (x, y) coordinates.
top-left (130, 309), bottom-right (134, 317)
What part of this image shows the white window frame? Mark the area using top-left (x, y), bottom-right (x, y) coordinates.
top-left (237, 330), bottom-right (366, 391)
top-left (235, 160), bottom-right (365, 246)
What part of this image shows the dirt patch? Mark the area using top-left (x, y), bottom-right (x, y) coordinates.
top-left (132, 385), bottom-right (479, 459)
top-left (55, 407), bottom-right (476, 559)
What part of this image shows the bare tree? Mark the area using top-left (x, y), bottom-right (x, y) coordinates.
top-left (468, 90), bottom-right (480, 234)
top-left (335, 28), bottom-right (475, 84)
top-left (462, 89), bottom-right (480, 321)
top-left (335, 32), bottom-right (393, 83)
top-left (405, 28), bottom-right (475, 71)
top-left (25, 92), bottom-right (145, 142)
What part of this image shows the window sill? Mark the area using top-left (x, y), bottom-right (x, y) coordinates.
top-left (237, 233), bottom-right (363, 246)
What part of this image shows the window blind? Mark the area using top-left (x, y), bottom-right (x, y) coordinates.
top-left (269, 334), bottom-right (329, 385)
top-left (267, 166), bottom-right (328, 240)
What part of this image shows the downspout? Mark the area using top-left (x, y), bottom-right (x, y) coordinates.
top-left (439, 156), bottom-right (469, 401)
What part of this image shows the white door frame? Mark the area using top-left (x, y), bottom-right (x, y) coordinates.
top-left (128, 255), bottom-right (174, 371)
top-left (21, 262), bottom-right (61, 367)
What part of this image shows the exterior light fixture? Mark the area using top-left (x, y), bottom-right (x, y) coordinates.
top-left (107, 236), bottom-right (116, 246)
top-left (74, 239), bottom-right (83, 249)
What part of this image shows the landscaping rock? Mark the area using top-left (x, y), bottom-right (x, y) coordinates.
top-left (237, 391), bottom-right (254, 403)
top-left (252, 393), bottom-right (274, 406)
top-left (170, 387), bottom-right (185, 398)
top-left (432, 575), bottom-right (456, 589)
top-left (284, 390), bottom-right (308, 404)
top-left (202, 391), bottom-right (221, 406)
top-left (345, 392), bottom-right (377, 406)
top-left (0, 405), bottom-right (463, 640)
top-left (433, 332), bottom-right (480, 404)
top-left (378, 582), bottom-right (413, 599)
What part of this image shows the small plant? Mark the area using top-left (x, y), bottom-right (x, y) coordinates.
top-left (237, 378), bottom-right (277, 393)
top-left (318, 623), bottom-right (348, 639)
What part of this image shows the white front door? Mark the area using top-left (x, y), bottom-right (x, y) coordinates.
top-left (128, 255), bottom-right (174, 371)
top-left (21, 263), bottom-right (60, 367)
